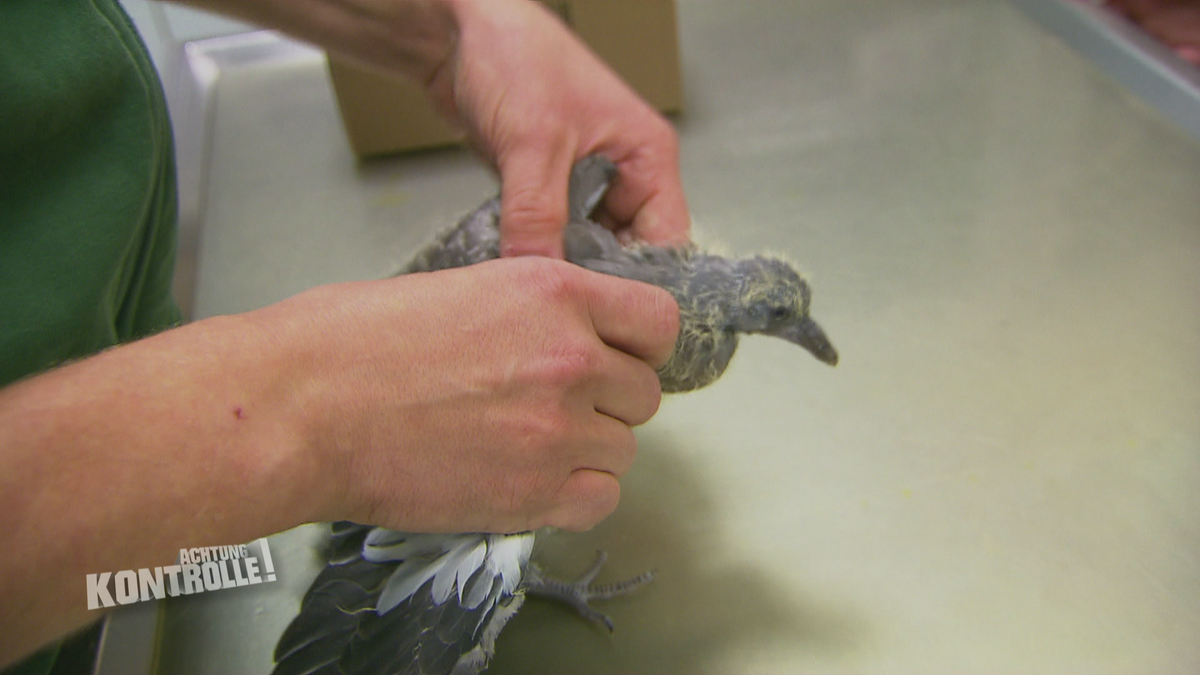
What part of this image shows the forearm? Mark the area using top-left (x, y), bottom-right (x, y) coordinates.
top-left (0, 259), bottom-right (678, 665)
top-left (168, 0), bottom-right (460, 83)
top-left (0, 311), bottom-right (329, 664)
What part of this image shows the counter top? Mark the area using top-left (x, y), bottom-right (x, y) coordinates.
top-left (152, 0), bottom-right (1200, 672)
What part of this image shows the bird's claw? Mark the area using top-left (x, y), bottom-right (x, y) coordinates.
top-left (525, 550), bottom-right (656, 633)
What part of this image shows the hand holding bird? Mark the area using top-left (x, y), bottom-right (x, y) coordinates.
top-left (273, 156), bottom-right (837, 675)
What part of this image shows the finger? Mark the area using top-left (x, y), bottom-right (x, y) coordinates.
top-left (497, 142), bottom-right (576, 259)
top-left (589, 347), bottom-right (663, 427)
top-left (543, 469), bottom-right (621, 532)
top-left (596, 123), bottom-right (692, 246)
top-left (578, 271), bottom-right (680, 369)
top-left (1142, 8), bottom-right (1200, 57)
top-left (546, 400), bottom-right (638, 481)
top-left (625, 188), bottom-right (692, 248)
top-left (581, 413), bottom-right (639, 478)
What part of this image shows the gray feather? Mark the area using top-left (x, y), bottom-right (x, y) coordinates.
top-left (403, 155), bottom-right (837, 390)
top-left (274, 156), bottom-right (837, 675)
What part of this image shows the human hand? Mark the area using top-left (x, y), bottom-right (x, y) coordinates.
top-left (260, 257), bottom-right (678, 533)
top-left (426, 0), bottom-right (691, 257)
top-left (169, 0), bottom-right (689, 253)
top-left (176, 0), bottom-right (690, 254)
top-left (1105, 0), bottom-right (1200, 65)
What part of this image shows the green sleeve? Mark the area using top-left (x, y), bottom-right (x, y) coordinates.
top-left (1, 0), bottom-right (182, 389)
top-left (0, 0), bottom-right (182, 670)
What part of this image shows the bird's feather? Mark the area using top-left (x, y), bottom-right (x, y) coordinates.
top-left (273, 155), bottom-right (837, 675)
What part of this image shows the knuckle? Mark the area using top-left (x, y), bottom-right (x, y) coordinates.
top-left (512, 258), bottom-right (578, 304)
top-left (502, 184), bottom-right (567, 235)
top-left (513, 403), bottom-right (574, 453)
top-left (542, 338), bottom-right (601, 387)
top-left (499, 415), bottom-right (574, 522)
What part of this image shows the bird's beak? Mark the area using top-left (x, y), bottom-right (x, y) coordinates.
top-left (773, 318), bottom-right (838, 366)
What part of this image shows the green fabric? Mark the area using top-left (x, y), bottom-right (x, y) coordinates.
top-left (1, 0), bottom-right (181, 671)
top-left (1, 0), bottom-right (182, 390)
top-left (0, 644), bottom-right (56, 675)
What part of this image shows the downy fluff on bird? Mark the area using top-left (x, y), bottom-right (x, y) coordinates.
top-left (271, 156), bottom-right (837, 675)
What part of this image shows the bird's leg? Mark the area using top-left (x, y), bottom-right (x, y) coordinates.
top-left (524, 551), bottom-right (655, 633)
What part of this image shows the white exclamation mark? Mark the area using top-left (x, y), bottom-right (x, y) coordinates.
top-left (257, 538), bottom-right (276, 582)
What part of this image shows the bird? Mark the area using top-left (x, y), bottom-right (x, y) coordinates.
top-left (271, 156), bottom-right (837, 675)
top-left (404, 155), bottom-right (838, 389)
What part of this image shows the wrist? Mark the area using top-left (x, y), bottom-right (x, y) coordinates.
top-left (340, 0), bottom-right (461, 83)
top-left (231, 305), bottom-right (346, 528)
top-left (174, 0), bottom-right (460, 83)
top-left (235, 282), bottom-right (411, 527)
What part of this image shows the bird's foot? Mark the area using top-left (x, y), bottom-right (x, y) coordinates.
top-left (525, 551), bottom-right (655, 632)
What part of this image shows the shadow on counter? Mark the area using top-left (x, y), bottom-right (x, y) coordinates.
top-left (488, 430), bottom-right (863, 674)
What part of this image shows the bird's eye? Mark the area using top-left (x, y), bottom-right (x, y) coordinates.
top-left (769, 307), bottom-right (788, 321)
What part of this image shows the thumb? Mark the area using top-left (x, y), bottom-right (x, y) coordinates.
top-left (497, 145), bottom-right (575, 259)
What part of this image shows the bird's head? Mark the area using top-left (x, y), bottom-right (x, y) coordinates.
top-left (731, 256), bottom-right (839, 366)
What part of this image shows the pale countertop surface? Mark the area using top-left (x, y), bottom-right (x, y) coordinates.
top-left (151, 0), bottom-right (1200, 673)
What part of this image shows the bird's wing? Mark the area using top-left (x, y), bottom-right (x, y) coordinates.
top-left (567, 155), bottom-right (618, 222)
top-left (402, 155), bottom-right (622, 276)
top-left (272, 529), bottom-right (535, 675)
top-left (568, 221), bottom-right (699, 292)
top-left (403, 198), bottom-right (503, 274)
top-left (275, 155), bottom-right (641, 675)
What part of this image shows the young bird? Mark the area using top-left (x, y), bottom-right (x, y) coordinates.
top-left (272, 157), bottom-right (837, 675)
top-left (407, 155), bottom-right (838, 390)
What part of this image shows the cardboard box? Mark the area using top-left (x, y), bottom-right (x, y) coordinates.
top-left (327, 0), bottom-right (684, 157)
